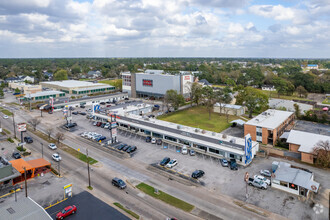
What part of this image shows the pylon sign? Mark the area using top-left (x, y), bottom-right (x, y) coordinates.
top-left (93, 103), bottom-right (101, 114)
top-left (17, 123), bottom-right (26, 132)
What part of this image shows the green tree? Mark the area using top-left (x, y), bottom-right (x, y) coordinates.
top-left (272, 77), bottom-right (288, 97)
top-left (235, 86), bottom-right (268, 118)
top-left (14, 88), bottom-right (21, 94)
top-left (293, 103), bottom-right (301, 118)
top-left (0, 87), bottom-right (4, 98)
top-left (214, 88), bottom-right (232, 115)
top-left (186, 82), bottom-right (203, 106)
top-left (54, 69), bottom-right (68, 81)
top-left (202, 86), bottom-right (215, 120)
top-left (164, 90), bottom-right (184, 110)
top-left (296, 85), bottom-right (308, 98)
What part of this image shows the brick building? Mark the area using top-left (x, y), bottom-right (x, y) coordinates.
top-left (286, 130), bottom-right (329, 164)
top-left (244, 109), bottom-right (295, 145)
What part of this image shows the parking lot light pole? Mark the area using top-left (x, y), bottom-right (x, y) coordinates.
top-left (41, 142), bottom-right (43, 158)
top-left (58, 153), bottom-right (61, 177)
top-left (86, 149), bottom-right (91, 188)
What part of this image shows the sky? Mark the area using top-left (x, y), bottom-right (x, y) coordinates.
top-left (0, 0), bottom-right (329, 58)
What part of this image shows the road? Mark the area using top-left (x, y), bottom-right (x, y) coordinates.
top-left (0, 105), bottom-right (285, 220)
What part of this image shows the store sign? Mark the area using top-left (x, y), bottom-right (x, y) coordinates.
top-left (245, 134), bottom-right (252, 165)
top-left (143, 79), bottom-right (153, 87)
top-left (17, 123), bottom-right (26, 132)
top-left (112, 127), bottom-right (117, 137)
top-left (184, 75), bottom-right (190, 80)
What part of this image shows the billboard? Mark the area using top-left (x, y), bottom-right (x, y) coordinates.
top-left (244, 134), bottom-right (252, 165)
top-left (112, 127), bottom-right (117, 138)
top-left (142, 79), bottom-right (153, 87)
top-left (17, 123), bottom-right (26, 132)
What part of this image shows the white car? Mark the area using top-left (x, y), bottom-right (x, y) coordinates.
top-left (166, 159), bottom-right (178, 168)
top-left (254, 175), bottom-right (271, 185)
top-left (260, 169), bottom-right (272, 177)
top-left (104, 123), bottom-right (110, 129)
top-left (48, 143), bottom-right (57, 150)
top-left (181, 146), bottom-right (188, 154)
top-left (3, 115), bottom-right (8, 119)
top-left (52, 153), bottom-right (61, 162)
top-left (151, 138), bottom-right (156, 144)
top-left (81, 132), bottom-right (89, 137)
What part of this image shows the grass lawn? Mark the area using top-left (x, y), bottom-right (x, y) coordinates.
top-left (260, 90), bottom-right (312, 101)
top-left (157, 106), bottom-right (241, 133)
top-left (113, 202), bottom-right (140, 219)
top-left (322, 98), bottom-right (330, 104)
top-left (99, 79), bottom-right (122, 86)
top-left (136, 183), bottom-right (194, 212)
top-left (0, 107), bottom-right (13, 116)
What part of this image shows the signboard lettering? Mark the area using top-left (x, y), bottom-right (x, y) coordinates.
top-left (244, 134), bottom-right (252, 165)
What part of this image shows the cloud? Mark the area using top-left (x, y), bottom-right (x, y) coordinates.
top-left (249, 5), bottom-right (295, 21)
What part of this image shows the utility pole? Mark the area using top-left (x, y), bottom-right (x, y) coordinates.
top-left (58, 153), bottom-right (61, 177)
top-left (12, 112), bottom-right (16, 139)
top-left (41, 142), bottom-right (43, 158)
top-left (23, 167), bottom-right (27, 197)
top-left (14, 185), bottom-right (17, 202)
top-left (20, 131), bottom-right (24, 151)
top-left (86, 149), bottom-right (91, 188)
top-left (40, 109), bottom-right (43, 117)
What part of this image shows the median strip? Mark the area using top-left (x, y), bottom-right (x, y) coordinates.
top-left (136, 182), bottom-right (194, 212)
top-left (27, 126), bottom-right (98, 165)
top-left (113, 202), bottom-right (140, 219)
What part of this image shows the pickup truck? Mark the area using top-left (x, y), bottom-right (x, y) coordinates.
top-left (248, 177), bottom-right (268, 190)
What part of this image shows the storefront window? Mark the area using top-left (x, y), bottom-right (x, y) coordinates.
top-left (280, 181), bottom-right (288, 187)
top-left (289, 183), bottom-right (298, 190)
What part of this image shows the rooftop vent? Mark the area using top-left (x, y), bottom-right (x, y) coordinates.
top-left (212, 132), bottom-right (216, 136)
top-left (195, 128), bottom-right (200, 133)
top-left (230, 138), bottom-right (236, 143)
top-left (177, 125), bottom-right (182, 129)
top-left (202, 130), bottom-right (206, 134)
top-left (222, 134), bottom-right (227, 139)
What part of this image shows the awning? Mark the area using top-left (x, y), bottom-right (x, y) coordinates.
top-left (280, 131), bottom-right (290, 139)
top-left (230, 119), bottom-right (246, 126)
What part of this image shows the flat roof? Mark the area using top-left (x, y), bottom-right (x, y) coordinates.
top-left (214, 103), bottom-right (243, 109)
top-left (269, 99), bottom-right (312, 113)
top-left (0, 197), bottom-right (52, 220)
top-left (9, 159), bottom-right (33, 173)
top-left (73, 85), bottom-right (114, 92)
top-left (245, 109), bottom-right (294, 130)
top-left (286, 130), bottom-right (330, 153)
top-left (24, 90), bottom-right (64, 98)
top-left (41, 80), bottom-right (109, 89)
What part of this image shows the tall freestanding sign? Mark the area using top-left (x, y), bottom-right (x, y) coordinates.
top-left (244, 134), bottom-right (252, 165)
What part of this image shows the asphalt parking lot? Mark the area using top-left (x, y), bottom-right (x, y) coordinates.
top-left (46, 191), bottom-right (130, 220)
top-left (294, 120), bottom-right (330, 136)
top-left (73, 117), bottom-right (329, 220)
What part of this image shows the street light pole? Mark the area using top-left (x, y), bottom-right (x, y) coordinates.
top-left (86, 149), bottom-right (91, 188)
top-left (12, 112), bottom-right (16, 139)
top-left (58, 153), bottom-right (61, 177)
top-left (41, 142), bottom-right (43, 158)
top-left (23, 167), bottom-right (28, 197)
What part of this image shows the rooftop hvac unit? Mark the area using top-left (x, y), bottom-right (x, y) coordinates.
top-left (212, 132), bottom-right (216, 136)
top-left (177, 125), bottom-right (182, 129)
top-left (230, 138), bottom-right (236, 143)
top-left (195, 128), bottom-right (199, 133)
top-left (202, 130), bottom-right (206, 134)
top-left (222, 134), bottom-right (227, 139)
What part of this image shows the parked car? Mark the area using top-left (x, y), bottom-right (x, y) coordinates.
top-left (64, 123), bottom-right (77, 129)
top-left (181, 146), bottom-right (188, 154)
top-left (80, 105), bottom-right (85, 108)
top-left (156, 139), bottom-right (162, 145)
top-left (56, 205), bottom-right (77, 219)
top-left (3, 115), bottom-right (8, 119)
top-left (160, 157), bottom-right (170, 166)
top-left (154, 104), bottom-right (160, 110)
top-left (100, 123), bottom-right (106, 128)
top-left (79, 112), bottom-right (86, 115)
top-left (122, 145), bottom-right (130, 151)
top-left (24, 137), bottom-right (33, 144)
top-left (48, 143), bottom-right (57, 150)
top-left (100, 102), bottom-right (106, 105)
top-left (124, 97), bottom-right (129, 100)
top-left (126, 146), bottom-right (137, 153)
top-left (72, 111), bottom-right (78, 115)
top-left (189, 149), bottom-right (195, 156)
top-left (81, 132), bottom-right (88, 137)
top-left (260, 169), bottom-right (271, 177)
top-left (104, 123), bottom-right (110, 129)
top-left (254, 175), bottom-right (271, 186)
top-left (248, 177), bottom-right (268, 190)
top-left (229, 159), bottom-right (238, 170)
top-left (96, 122), bottom-right (102, 127)
top-left (93, 121), bottom-right (98, 126)
top-left (220, 158), bottom-right (228, 167)
top-left (96, 136), bottom-right (106, 142)
top-left (151, 138), bottom-right (156, 144)
top-left (191, 170), bottom-right (205, 179)
top-left (52, 153), bottom-right (62, 162)
top-left (112, 177), bottom-right (126, 189)
top-left (106, 104), bottom-right (111, 107)
top-left (12, 152), bottom-right (21, 159)
top-left (106, 101), bottom-right (111, 104)
top-left (146, 136), bottom-right (152, 142)
top-left (117, 144), bottom-right (126, 150)
top-left (166, 159), bottom-right (177, 168)
top-left (69, 107), bottom-right (75, 111)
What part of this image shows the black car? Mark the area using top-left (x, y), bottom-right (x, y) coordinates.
top-left (80, 105), bottom-right (85, 108)
top-left (117, 144), bottom-right (126, 150)
top-left (79, 112), bottom-right (86, 115)
top-left (124, 97), bottom-right (129, 100)
top-left (146, 136), bottom-right (152, 142)
top-left (156, 139), bottom-right (162, 145)
top-left (112, 177), bottom-right (126, 189)
top-left (72, 111), bottom-right (79, 115)
top-left (24, 137), bottom-right (33, 143)
top-left (229, 159), bottom-right (238, 170)
top-left (12, 152), bottom-right (21, 159)
top-left (191, 170), bottom-right (205, 179)
top-left (160, 157), bottom-right (170, 166)
top-left (64, 123), bottom-right (77, 129)
top-left (122, 145), bottom-right (130, 151)
top-left (100, 102), bottom-right (106, 105)
top-left (126, 146), bottom-right (137, 153)
top-left (100, 123), bottom-right (106, 128)
top-left (106, 101), bottom-right (111, 104)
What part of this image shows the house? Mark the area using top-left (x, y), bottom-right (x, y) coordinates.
top-left (213, 103), bottom-right (245, 116)
top-left (261, 85), bottom-right (276, 91)
top-left (19, 75), bottom-right (35, 83)
top-left (286, 130), bottom-right (330, 164)
top-left (271, 161), bottom-right (319, 198)
top-left (4, 76), bottom-right (35, 83)
top-left (269, 99), bottom-right (313, 114)
top-left (244, 109), bottom-right (295, 145)
top-left (198, 79), bottom-right (211, 86)
top-left (87, 70), bottom-right (102, 79)
top-left (301, 64), bottom-right (318, 70)
top-left (43, 71), bottom-right (53, 79)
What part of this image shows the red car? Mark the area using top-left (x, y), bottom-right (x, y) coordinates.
top-left (56, 205), bottom-right (77, 219)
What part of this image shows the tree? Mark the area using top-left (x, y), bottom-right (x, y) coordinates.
top-left (235, 86), bottom-right (268, 118)
top-left (54, 69), bottom-right (68, 81)
top-left (14, 88), bottom-right (21, 94)
top-left (202, 86), bottom-right (215, 120)
top-left (55, 132), bottom-right (65, 144)
top-left (46, 127), bottom-right (54, 140)
top-left (186, 82), bottom-right (203, 106)
top-left (164, 90), bottom-right (184, 110)
top-left (0, 87), bottom-right (4, 98)
top-left (214, 88), bottom-right (232, 116)
top-left (28, 118), bottom-right (41, 131)
top-left (293, 103), bottom-right (301, 118)
top-left (272, 77), bottom-right (288, 98)
top-left (296, 86), bottom-right (308, 98)
top-left (313, 140), bottom-right (330, 168)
